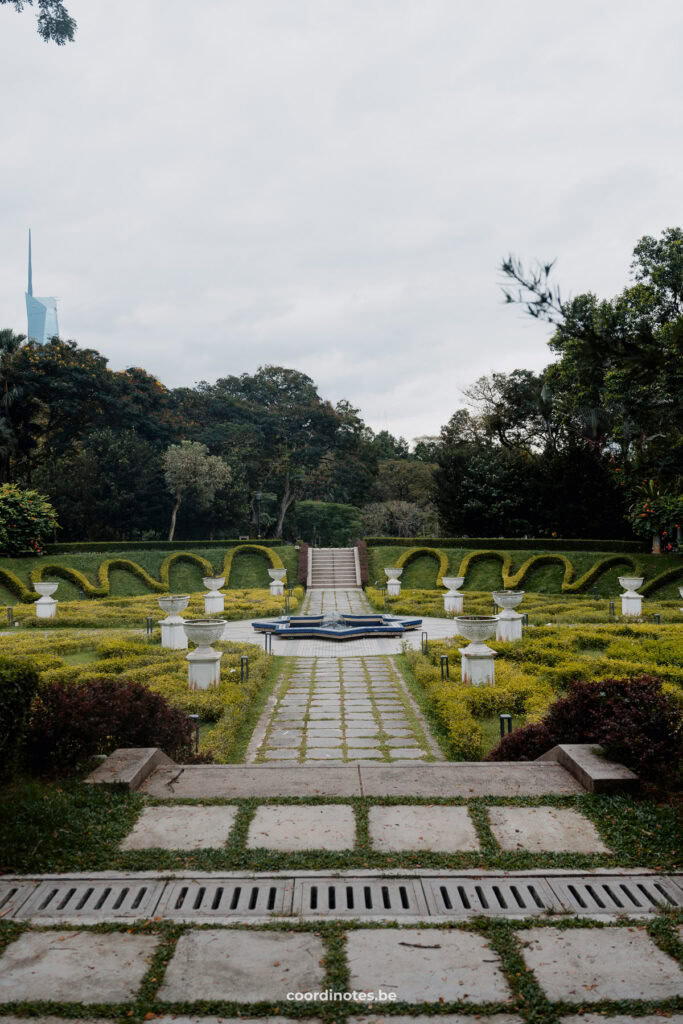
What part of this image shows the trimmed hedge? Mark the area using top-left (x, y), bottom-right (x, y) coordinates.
top-left (395, 546), bottom-right (449, 585)
top-left (43, 538), bottom-right (287, 554)
top-left (356, 540), bottom-right (369, 586)
top-left (11, 546), bottom-right (285, 602)
top-left (298, 543), bottom-right (309, 586)
top-left (0, 657), bottom-right (40, 777)
top-left (367, 536), bottom-right (647, 552)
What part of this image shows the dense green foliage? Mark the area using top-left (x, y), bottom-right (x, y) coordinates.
top-left (0, 483), bottom-right (57, 554)
top-left (287, 500), bottom-right (362, 546)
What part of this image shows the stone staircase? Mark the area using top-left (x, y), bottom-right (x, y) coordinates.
top-left (308, 546), bottom-right (360, 589)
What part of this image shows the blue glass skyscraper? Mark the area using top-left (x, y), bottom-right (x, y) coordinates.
top-left (25, 230), bottom-right (59, 343)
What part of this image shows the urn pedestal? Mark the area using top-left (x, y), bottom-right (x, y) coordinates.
top-left (203, 577), bottom-right (225, 614)
top-left (184, 619), bottom-right (226, 690)
top-left (619, 576), bottom-right (644, 617)
top-left (268, 569), bottom-right (286, 596)
top-left (442, 577), bottom-right (464, 614)
top-left (158, 595), bottom-right (190, 650)
top-left (34, 582), bottom-right (58, 619)
top-left (492, 590), bottom-right (524, 642)
top-left (456, 616), bottom-right (498, 687)
top-left (385, 568), bottom-right (403, 597)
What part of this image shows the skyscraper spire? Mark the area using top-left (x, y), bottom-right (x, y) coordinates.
top-left (27, 228), bottom-right (33, 297)
top-left (25, 231), bottom-right (59, 343)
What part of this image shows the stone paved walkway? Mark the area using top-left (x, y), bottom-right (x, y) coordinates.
top-left (247, 655), bottom-right (441, 764)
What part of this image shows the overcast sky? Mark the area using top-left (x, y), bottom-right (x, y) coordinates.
top-left (2, 0), bottom-right (681, 440)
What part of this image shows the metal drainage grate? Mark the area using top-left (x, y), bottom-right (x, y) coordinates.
top-left (0, 881), bottom-right (39, 919)
top-left (292, 878), bottom-right (427, 917)
top-left (16, 879), bottom-right (165, 920)
top-left (157, 878), bottom-right (293, 918)
top-left (423, 877), bottom-right (562, 917)
top-left (548, 875), bottom-right (683, 915)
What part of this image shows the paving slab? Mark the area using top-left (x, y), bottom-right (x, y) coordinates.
top-left (158, 930), bottom-right (325, 1002)
top-left (141, 765), bottom-right (362, 797)
top-left (369, 805), bottom-right (480, 852)
top-left (0, 930), bottom-right (158, 1003)
top-left (520, 926), bottom-right (683, 1001)
top-left (120, 805), bottom-right (238, 850)
top-left (346, 928), bottom-right (511, 1002)
top-left (247, 803), bottom-right (356, 850)
top-left (488, 806), bottom-right (610, 853)
top-left (562, 1018), bottom-right (683, 1024)
top-left (359, 763), bottom-right (584, 797)
top-left (350, 1018), bottom-right (522, 1024)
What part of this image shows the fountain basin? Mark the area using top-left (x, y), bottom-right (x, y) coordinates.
top-left (252, 612), bottom-right (421, 641)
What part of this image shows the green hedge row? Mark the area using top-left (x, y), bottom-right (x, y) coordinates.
top-left (365, 536), bottom-right (647, 553)
top-left (42, 538), bottom-right (287, 554)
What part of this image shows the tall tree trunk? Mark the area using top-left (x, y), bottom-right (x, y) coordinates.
top-left (275, 475), bottom-right (295, 538)
top-left (168, 495), bottom-right (181, 542)
top-left (651, 531), bottom-right (661, 554)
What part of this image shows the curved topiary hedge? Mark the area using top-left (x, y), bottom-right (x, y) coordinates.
top-left (10, 546), bottom-right (285, 601)
top-left (395, 546), bottom-right (450, 586)
top-left (222, 544), bottom-right (285, 585)
top-left (387, 547), bottom-right (680, 596)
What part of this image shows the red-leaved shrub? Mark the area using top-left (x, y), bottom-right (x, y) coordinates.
top-left (26, 678), bottom-right (195, 775)
top-left (486, 675), bottom-right (682, 784)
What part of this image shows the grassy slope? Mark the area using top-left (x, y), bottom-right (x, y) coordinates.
top-left (369, 545), bottom-right (682, 598)
top-left (0, 546), bottom-right (298, 605)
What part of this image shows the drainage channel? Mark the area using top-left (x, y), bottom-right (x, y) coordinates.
top-left (2, 874), bottom-right (682, 921)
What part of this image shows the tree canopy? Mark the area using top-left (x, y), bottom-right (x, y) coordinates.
top-left (0, 0), bottom-right (75, 44)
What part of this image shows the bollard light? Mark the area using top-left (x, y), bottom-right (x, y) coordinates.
top-left (78, 588), bottom-right (85, 601)
top-left (421, 631), bottom-right (428, 654)
top-left (187, 713), bottom-right (200, 753)
top-left (7, 607), bottom-right (14, 627)
top-left (264, 631), bottom-right (272, 654)
top-left (145, 616), bottom-right (154, 637)
top-left (522, 612), bottom-right (529, 627)
top-left (608, 601), bottom-right (615, 618)
top-left (500, 713), bottom-right (512, 738)
top-left (440, 654), bottom-right (449, 680)
top-left (491, 599), bottom-right (497, 615)
top-left (240, 655), bottom-right (249, 682)
top-left (653, 613), bottom-right (661, 624)
top-left (593, 584), bottom-right (599, 600)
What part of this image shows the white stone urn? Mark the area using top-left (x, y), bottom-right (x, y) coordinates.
top-left (34, 581), bottom-right (58, 619)
top-left (268, 568), bottom-right (287, 596)
top-left (442, 576), bottom-right (465, 614)
top-left (455, 615), bottom-right (498, 686)
top-left (492, 590), bottom-right (525, 642)
top-left (183, 618), bottom-right (226, 690)
top-left (158, 594), bottom-right (190, 649)
top-left (618, 576), bottom-right (644, 617)
top-left (202, 576), bottom-right (225, 614)
top-left (385, 567), bottom-right (403, 597)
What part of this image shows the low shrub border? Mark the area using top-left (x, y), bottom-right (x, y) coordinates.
top-left (42, 538), bottom-right (289, 554)
top-left (367, 536), bottom-right (648, 552)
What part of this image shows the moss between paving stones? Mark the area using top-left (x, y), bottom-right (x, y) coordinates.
top-left (2, 785), bottom-right (680, 874)
top-left (0, 917), bottom-right (680, 1023)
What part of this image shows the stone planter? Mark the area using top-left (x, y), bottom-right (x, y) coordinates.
top-left (618, 576), bottom-right (644, 617)
top-left (184, 619), bottom-right (226, 690)
top-left (158, 594), bottom-right (190, 649)
top-left (385, 567), bottom-right (403, 597)
top-left (202, 576), bottom-right (225, 614)
top-left (34, 581), bottom-right (58, 619)
top-left (455, 615), bottom-right (497, 686)
top-left (268, 568), bottom-right (287, 596)
top-left (492, 590), bottom-right (524, 642)
top-left (442, 576), bottom-right (464, 614)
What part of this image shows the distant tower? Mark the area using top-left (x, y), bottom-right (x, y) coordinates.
top-left (25, 230), bottom-right (59, 343)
